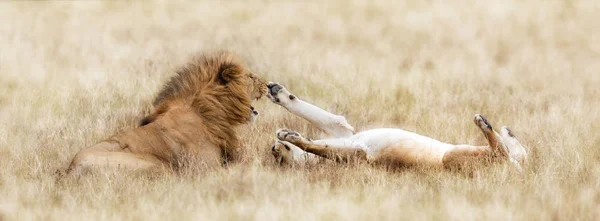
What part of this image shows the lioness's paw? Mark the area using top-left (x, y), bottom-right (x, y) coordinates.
top-left (276, 129), bottom-right (304, 143)
top-left (266, 82), bottom-right (297, 105)
top-left (271, 141), bottom-right (294, 165)
top-left (474, 114), bottom-right (493, 132)
top-left (501, 126), bottom-right (516, 138)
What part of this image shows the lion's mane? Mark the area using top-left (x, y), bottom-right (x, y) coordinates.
top-left (141, 52), bottom-right (254, 163)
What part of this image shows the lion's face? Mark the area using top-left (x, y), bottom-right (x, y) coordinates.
top-left (245, 72), bottom-right (268, 101)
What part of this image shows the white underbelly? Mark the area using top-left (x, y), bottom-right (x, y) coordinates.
top-left (350, 128), bottom-right (454, 165)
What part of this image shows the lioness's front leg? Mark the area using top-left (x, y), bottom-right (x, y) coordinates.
top-left (276, 129), bottom-right (367, 163)
top-left (267, 83), bottom-right (354, 138)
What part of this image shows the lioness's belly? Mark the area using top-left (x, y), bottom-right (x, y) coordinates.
top-left (350, 128), bottom-right (454, 166)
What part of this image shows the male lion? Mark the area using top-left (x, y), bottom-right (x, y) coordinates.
top-left (67, 52), bottom-right (268, 174)
top-left (267, 83), bottom-right (528, 172)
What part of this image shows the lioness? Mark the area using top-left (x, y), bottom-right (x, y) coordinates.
top-left (267, 83), bottom-right (528, 171)
top-left (67, 52), bottom-right (268, 174)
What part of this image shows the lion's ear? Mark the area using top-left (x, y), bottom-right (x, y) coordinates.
top-left (217, 63), bottom-right (242, 85)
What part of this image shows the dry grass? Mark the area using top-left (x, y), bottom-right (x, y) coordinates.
top-left (1, 1), bottom-right (599, 220)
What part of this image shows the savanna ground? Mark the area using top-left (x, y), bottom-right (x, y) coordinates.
top-left (1, 1), bottom-right (599, 220)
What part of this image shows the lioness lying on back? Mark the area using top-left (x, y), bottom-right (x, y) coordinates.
top-left (267, 83), bottom-right (528, 171)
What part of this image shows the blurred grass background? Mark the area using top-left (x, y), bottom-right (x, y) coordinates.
top-left (0, 1), bottom-right (599, 220)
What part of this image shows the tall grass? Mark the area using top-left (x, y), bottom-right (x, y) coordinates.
top-left (1, 1), bottom-right (599, 220)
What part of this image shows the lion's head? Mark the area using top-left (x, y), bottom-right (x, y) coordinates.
top-left (142, 52), bottom-right (268, 127)
top-left (136, 51), bottom-right (269, 164)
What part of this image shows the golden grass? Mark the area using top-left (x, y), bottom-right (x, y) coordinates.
top-left (1, 1), bottom-right (599, 220)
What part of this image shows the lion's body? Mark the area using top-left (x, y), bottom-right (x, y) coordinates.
top-left (67, 52), bottom-right (267, 174)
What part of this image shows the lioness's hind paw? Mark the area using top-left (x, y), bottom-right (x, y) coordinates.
top-left (501, 126), bottom-right (516, 138)
top-left (474, 114), bottom-right (493, 131)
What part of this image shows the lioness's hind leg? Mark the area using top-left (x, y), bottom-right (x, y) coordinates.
top-left (67, 142), bottom-right (163, 175)
top-left (276, 129), bottom-right (367, 163)
top-left (474, 114), bottom-right (508, 158)
top-left (442, 145), bottom-right (491, 170)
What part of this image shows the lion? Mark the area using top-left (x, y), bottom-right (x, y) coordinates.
top-left (267, 83), bottom-right (528, 172)
top-left (66, 52), bottom-right (268, 175)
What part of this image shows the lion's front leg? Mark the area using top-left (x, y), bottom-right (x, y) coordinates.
top-left (267, 82), bottom-right (354, 138)
top-left (276, 129), bottom-right (367, 163)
